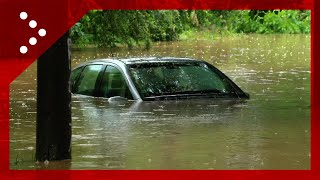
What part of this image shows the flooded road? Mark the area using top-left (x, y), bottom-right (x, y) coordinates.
top-left (10, 34), bottom-right (310, 169)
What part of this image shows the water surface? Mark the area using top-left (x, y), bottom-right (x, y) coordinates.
top-left (10, 34), bottom-right (310, 169)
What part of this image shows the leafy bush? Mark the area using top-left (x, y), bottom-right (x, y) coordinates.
top-left (70, 10), bottom-right (310, 48)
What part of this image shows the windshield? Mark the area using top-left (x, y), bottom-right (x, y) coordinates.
top-left (128, 62), bottom-right (235, 99)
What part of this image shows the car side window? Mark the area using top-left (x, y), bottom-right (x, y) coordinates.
top-left (74, 64), bottom-right (103, 96)
top-left (70, 66), bottom-right (84, 92)
top-left (100, 65), bottom-right (132, 99)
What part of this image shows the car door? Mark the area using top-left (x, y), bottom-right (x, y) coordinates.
top-left (72, 64), bottom-right (104, 96)
top-left (99, 65), bottom-right (133, 99)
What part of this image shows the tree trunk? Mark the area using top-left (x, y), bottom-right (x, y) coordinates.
top-left (36, 32), bottom-right (72, 161)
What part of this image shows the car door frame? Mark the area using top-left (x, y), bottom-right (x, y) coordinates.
top-left (95, 62), bottom-right (141, 100)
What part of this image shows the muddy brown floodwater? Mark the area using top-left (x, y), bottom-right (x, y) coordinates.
top-left (10, 34), bottom-right (310, 169)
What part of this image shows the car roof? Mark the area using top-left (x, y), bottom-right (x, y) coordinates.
top-left (119, 57), bottom-right (202, 64)
top-left (75, 57), bottom-right (203, 67)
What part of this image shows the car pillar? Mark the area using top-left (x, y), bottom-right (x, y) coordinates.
top-left (36, 31), bottom-right (72, 162)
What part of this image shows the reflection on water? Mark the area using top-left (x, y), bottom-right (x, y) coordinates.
top-left (10, 34), bottom-right (310, 169)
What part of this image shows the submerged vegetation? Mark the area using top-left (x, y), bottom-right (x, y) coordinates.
top-left (71, 10), bottom-right (310, 48)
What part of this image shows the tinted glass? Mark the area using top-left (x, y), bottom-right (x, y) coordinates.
top-left (74, 64), bottom-right (103, 96)
top-left (70, 67), bottom-right (84, 92)
top-left (100, 66), bottom-right (132, 99)
top-left (129, 62), bottom-right (233, 98)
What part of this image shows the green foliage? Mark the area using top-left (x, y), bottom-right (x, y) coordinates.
top-left (148, 11), bottom-right (184, 41)
top-left (232, 10), bottom-right (310, 34)
top-left (70, 10), bottom-right (310, 48)
top-left (91, 11), bottom-right (151, 49)
top-left (70, 15), bottom-right (94, 47)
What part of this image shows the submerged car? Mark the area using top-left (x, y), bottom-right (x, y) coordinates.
top-left (70, 57), bottom-right (249, 101)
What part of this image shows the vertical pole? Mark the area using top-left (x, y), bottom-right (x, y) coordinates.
top-left (36, 32), bottom-right (72, 161)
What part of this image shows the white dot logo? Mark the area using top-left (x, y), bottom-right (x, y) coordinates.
top-left (29, 20), bottom-right (37, 28)
top-left (20, 46), bottom-right (28, 54)
top-left (19, 12), bottom-right (47, 54)
top-left (29, 37), bottom-right (37, 45)
top-left (20, 12), bottom-right (28, 20)
top-left (38, 29), bottom-right (46, 37)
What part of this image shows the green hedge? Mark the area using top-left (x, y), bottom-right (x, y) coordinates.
top-left (71, 10), bottom-right (310, 48)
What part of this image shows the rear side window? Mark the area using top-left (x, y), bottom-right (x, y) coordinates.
top-left (100, 66), bottom-right (132, 99)
top-left (73, 64), bottom-right (103, 96)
